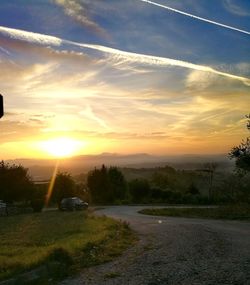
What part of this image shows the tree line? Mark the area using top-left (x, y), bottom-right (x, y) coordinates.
top-left (0, 114), bottom-right (249, 209)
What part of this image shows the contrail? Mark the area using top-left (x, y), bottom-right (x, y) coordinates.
top-left (139, 0), bottom-right (250, 36)
top-left (73, 42), bottom-right (250, 85)
top-left (0, 25), bottom-right (249, 85)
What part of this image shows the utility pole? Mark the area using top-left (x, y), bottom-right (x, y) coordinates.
top-left (0, 94), bottom-right (3, 118)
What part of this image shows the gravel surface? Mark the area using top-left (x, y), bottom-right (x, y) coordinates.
top-left (61, 206), bottom-right (250, 285)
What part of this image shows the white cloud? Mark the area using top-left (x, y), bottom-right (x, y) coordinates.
top-left (53, 0), bottom-right (107, 36)
top-left (79, 105), bottom-right (110, 130)
top-left (0, 26), bottom-right (62, 46)
top-left (186, 63), bottom-right (250, 92)
top-left (186, 70), bottom-right (220, 90)
top-left (1, 25), bottom-right (249, 86)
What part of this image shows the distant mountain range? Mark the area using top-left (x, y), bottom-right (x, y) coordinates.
top-left (7, 153), bottom-right (234, 181)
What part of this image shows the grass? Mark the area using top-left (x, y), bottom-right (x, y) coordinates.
top-left (0, 211), bottom-right (136, 282)
top-left (139, 205), bottom-right (250, 220)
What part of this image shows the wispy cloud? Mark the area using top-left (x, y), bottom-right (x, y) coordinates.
top-left (139, 0), bottom-right (250, 35)
top-left (53, 0), bottom-right (107, 37)
top-left (224, 0), bottom-right (250, 17)
top-left (79, 105), bottom-right (110, 130)
top-left (0, 25), bottom-right (249, 86)
top-left (186, 62), bottom-right (250, 93)
top-left (0, 120), bottom-right (46, 143)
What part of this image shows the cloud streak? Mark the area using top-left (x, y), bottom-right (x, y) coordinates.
top-left (75, 43), bottom-right (250, 85)
top-left (0, 26), bottom-right (62, 46)
top-left (224, 0), bottom-right (250, 17)
top-left (139, 0), bottom-right (250, 36)
top-left (79, 105), bottom-right (110, 130)
top-left (0, 25), bottom-right (249, 85)
top-left (53, 0), bottom-right (107, 37)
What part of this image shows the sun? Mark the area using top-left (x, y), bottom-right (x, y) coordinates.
top-left (40, 138), bottom-right (81, 158)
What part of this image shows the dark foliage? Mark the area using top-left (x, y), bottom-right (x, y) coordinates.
top-left (30, 198), bottom-right (44, 212)
top-left (87, 165), bottom-right (127, 204)
top-left (129, 178), bottom-right (150, 203)
top-left (0, 161), bottom-right (34, 203)
top-left (151, 166), bottom-right (176, 189)
top-left (229, 114), bottom-right (250, 172)
top-left (151, 172), bottom-right (170, 189)
top-left (87, 165), bottom-right (110, 204)
top-left (51, 172), bottom-right (76, 205)
top-left (108, 166), bottom-right (127, 201)
top-left (187, 182), bottom-right (200, 195)
top-left (48, 247), bottom-right (73, 265)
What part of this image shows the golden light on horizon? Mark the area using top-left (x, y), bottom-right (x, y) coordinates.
top-left (40, 138), bottom-right (82, 158)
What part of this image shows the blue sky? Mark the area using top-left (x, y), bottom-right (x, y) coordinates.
top-left (0, 0), bottom-right (249, 158)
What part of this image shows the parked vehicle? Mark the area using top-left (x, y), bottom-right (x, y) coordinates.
top-left (0, 200), bottom-right (7, 216)
top-left (0, 200), bottom-right (6, 208)
top-left (59, 197), bottom-right (88, 211)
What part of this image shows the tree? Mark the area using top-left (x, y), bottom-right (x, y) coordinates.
top-left (151, 172), bottom-right (169, 189)
top-left (108, 167), bottom-right (127, 201)
top-left (229, 115), bottom-right (250, 172)
top-left (87, 165), bottom-right (110, 204)
top-left (151, 166), bottom-right (177, 191)
top-left (51, 172), bottom-right (76, 206)
top-left (0, 161), bottom-right (34, 203)
top-left (87, 165), bottom-right (127, 204)
top-left (129, 178), bottom-right (150, 203)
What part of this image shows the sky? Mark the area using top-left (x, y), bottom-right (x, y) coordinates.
top-left (0, 0), bottom-right (249, 159)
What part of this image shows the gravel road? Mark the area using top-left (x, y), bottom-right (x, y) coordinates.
top-left (61, 206), bottom-right (250, 285)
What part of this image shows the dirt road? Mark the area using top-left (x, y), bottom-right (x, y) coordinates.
top-left (61, 206), bottom-right (250, 285)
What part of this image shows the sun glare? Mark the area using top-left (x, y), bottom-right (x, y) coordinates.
top-left (40, 138), bottom-right (81, 158)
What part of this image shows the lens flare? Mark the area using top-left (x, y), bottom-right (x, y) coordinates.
top-left (45, 160), bottom-right (59, 207)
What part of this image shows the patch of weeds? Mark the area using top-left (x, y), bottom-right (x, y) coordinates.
top-left (122, 220), bottom-right (130, 229)
top-left (80, 241), bottom-right (104, 267)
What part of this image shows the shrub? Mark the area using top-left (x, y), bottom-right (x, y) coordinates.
top-left (30, 199), bottom-right (44, 212)
top-left (48, 247), bottom-right (73, 265)
top-left (187, 182), bottom-right (200, 195)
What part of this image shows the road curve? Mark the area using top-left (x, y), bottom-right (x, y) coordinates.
top-left (61, 205), bottom-right (250, 285)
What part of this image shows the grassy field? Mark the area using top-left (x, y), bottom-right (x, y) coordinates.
top-left (0, 211), bottom-right (136, 282)
top-left (139, 205), bottom-right (250, 220)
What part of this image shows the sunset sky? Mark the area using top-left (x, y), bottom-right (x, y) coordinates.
top-left (0, 0), bottom-right (249, 159)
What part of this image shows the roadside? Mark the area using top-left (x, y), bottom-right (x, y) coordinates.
top-left (139, 204), bottom-right (250, 220)
top-left (61, 205), bottom-right (250, 285)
